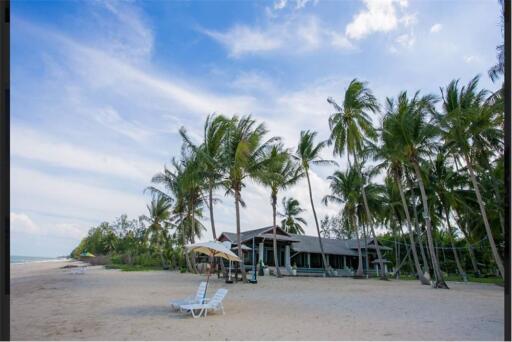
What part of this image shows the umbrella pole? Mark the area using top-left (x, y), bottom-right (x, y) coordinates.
top-left (204, 253), bottom-right (213, 304)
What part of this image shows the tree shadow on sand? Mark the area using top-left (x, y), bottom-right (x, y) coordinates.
top-left (108, 305), bottom-right (188, 319)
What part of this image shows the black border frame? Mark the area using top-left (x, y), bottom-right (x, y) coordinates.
top-left (0, 1), bottom-right (508, 341)
top-left (0, 0), bottom-right (9, 340)
top-left (504, 0), bottom-right (511, 340)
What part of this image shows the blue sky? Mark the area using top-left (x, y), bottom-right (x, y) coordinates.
top-left (11, 0), bottom-right (502, 257)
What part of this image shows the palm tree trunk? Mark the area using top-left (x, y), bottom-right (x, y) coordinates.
top-left (235, 189), bottom-right (247, 282)
top-left (354, 215), bottom-right (364, 277)
top-left (208, 182), bottom-right (217, 240)
top-left (272, 193), bottom-right (282, 277)
top-left (305, 169), bottom-right (329, 274)
top-left (412, 162), bottom-right (448, 289)
top-left (208, 182), bottom-right (226, 275)
top-left (354, 154), bottom-right (387, 280)
top-left (189, 202), bottom-right (199, 274)
top-left (361, 221), bottom-right (369, 277)
top-left (395, 174), bottom-right (430, 285)
top-left (464, 154), bottom-right (504, 278)
top-left (444, 208), bottom-right (467, 282)
top-left (412, 195), bottom-right (430, 276)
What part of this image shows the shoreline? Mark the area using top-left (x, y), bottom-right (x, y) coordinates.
top-left (11, 260), bottom-right (504, 340)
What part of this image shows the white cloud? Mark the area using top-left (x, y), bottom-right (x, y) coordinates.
top-left (203, 16), bottom-right (354, 57)
top-left (11, 167), bottom-right (146, 224)
top-left (11, 213), bottom-right (41, 235)
top-left (464, 55), bottom-right (479, 64)
top-left (395, 32), bottom-right (415, 47)
top-left (430, 23), bottom-right (442, 33)
top-left (274, 0), bottom-right (287, 10)
top-left (202, 25), bottom-right (282, 57)
top-left (11, 125), bottom-right (161, 182)
top-left (11, 212), bottom-right (85, 239)
top-left (345, 0), bottom-right (414, 40)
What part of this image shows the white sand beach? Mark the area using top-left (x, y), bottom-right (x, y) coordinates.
top-left (11, 261), bottom-right (504, 341)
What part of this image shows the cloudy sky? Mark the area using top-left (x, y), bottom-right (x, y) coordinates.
top-left (11, 0), bottom-right (502, 257)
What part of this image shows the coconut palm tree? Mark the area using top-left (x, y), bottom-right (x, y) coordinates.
top-left (179, 114), bottom-right (230, 241)
top-left (323, 169), bottom-right (365, 277)
top-left (294, 130), bottom-right (336, 274)
top-left (430, 151), bottom-right (468, 282)
top-left (221, 115), bottom-right (278, 281)
top-left (437, 76), bottom-right (504, 278)
top-left (279, 197), bottom-right (307, 235)
top-left (145, 194), bottom-right (173, 269)
top-left (327, 79), bottom-right (387, 280)
top-left (386, 90), bottom-right (448, 288)
top-left (371, 93), bottom-right (432, 285)
top-left (255, 144), bottom-right (303, 276)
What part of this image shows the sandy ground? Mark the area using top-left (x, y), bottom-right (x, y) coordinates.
top-left (11, 261), bottom-right (504, 341)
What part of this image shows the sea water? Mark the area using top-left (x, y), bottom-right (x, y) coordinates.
top-left (10, 255), bottom-right (70, 264)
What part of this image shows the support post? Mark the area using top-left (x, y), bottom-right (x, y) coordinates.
top-left (285, 245), bottom-right (291, 272)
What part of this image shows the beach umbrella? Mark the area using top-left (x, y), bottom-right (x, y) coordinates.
top-left (80, 252), bottom-right (95, 258)
top-left (186, 241), bottom-right (241, 302)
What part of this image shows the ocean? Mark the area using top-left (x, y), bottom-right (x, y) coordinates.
top-left (10, 255), bottom-right (70, 264)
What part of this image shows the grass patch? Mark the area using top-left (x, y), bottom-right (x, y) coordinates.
top-left (393, 274), bottom-right (503, 285)
top-left (105, 264), bottom-right (164, 272)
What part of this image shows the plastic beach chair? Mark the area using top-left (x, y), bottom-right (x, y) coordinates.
top-left (169, 281), bottom-right (207, 311)
top-left (179, 288), bottom-right (228, 318)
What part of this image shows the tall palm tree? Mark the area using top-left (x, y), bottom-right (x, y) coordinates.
top-left (437, 76), bottom-right (504, 278)
top-left (430, 151), bottom-right (468, 282)
top-left (387, 90), bottom-right (448, 288)
top-left (323, 169), bottom-right (365, 277)
top-left (327, 79), bottom-right (387, 280)
top-left (255, 144), bottom-right (302, 276)
top-left (279, 197), bottom-right (307, 235)
top-left (294, 130), bottom-right (336, 274)
top-left (180, 114), bottom-right (230, 241)
top-left (221, 115), bottom-right (277, 281)
top-left (145, 194), bottom-right (173, 269)
top-left (372, 93), bottom-right (431, 285)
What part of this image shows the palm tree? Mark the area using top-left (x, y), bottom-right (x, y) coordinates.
top-left (279, 197), bottom-right (307, 235)
top-left (294, 130), bottom-right (336, 274)
top-left (387, 90), bottom-right (448, 288)
top-left (145, 194), bottom-right (173, 269)
top-left (221, 115), bottom-right (277, 281)
top-left (372, 93), bottom-right (432, 285)
top-left (327, 79), bottom-right (387, 280)
top-left (488, 0), bottom-right (504, 83)
top-left (437, 76), bottom-right (504, 278)
top-left (255, 145), bottom-right (302, 276)
top-left (430, 151), bottom-right (468, 282)
top-left (180, 114), bottom-right (230, 241)
top-left (323, 169), bottom-right (365, 277)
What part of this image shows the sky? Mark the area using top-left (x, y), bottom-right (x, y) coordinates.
top-left (10, 0), bottom-right (503, 257)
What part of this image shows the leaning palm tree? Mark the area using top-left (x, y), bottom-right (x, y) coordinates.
top-left (323, 169), bottom-right (365, 277)
top-left (437, 76), bottom-right (504, 278)
top-left (180, 114), bottom-right (230, 241)
top-left (388, 90), bottom-right (448, 288)
top-left (430, 151), bottom-right (468, 282)
top-left (221, 115), bottom-right (278, 281)
top-left (371, 93), bottom-right (432, 285)
top-left (327, 79), bottom-right (387, 279)
top-left (294, 130), bottom-right (336, 274)
top-left (145, 194), bottom-right (173, 269)
top-left (279, 197), bottom-right (307, 235)
top-left (255, 144), bottom-right (302, 276)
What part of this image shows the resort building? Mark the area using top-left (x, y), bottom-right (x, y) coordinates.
top-left (217, 226), bottom-right (392, 276)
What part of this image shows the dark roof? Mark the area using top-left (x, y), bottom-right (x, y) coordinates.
top-left (290, 234), bottom-right (359, 256)
top-left (218, 226), bottom-right (391, 256)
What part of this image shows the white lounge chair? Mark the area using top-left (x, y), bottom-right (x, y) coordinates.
top-left (169, 281), bottom-right (207, 311)
top-left (179, 288), bottom-right (228, 318)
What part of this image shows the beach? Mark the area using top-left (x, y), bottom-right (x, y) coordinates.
top-left (11, 261), bottom-right (504, 341)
